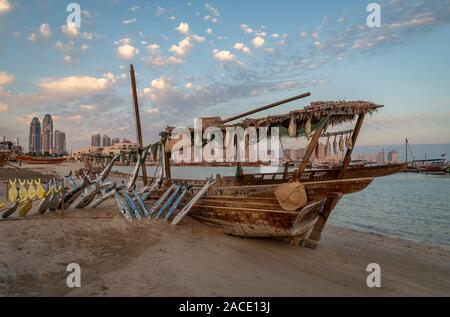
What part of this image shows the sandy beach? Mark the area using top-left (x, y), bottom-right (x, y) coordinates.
top-left (1, 163), bottom-right (449, 296)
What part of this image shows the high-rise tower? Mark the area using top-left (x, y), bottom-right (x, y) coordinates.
top-left (42, 114), bottom-right (53, 154)
top-left (28, 117), bottom-right (42, 154)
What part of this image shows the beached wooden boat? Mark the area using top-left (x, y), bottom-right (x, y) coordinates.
top-left (16, 155), bottom-right (66, 164)
top-left (145, 96), bottom-right (385, 248)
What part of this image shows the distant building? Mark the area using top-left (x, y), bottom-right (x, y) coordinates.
top-left (41, 114), bottom-right (53, 154)
top-left (54, 130), bottom-right (66, 155)
top-left (28, 117), bottom-right (42, 154)
top-left (112, 137), bottom-right (120, 146)
top-left (376, 149), bottom-right (385, 164)
top-left (102, 135), bottom-right (111, 147)
top-left (387, 150), bottom-right (399, 163)
top-left (91, 134), bottom-right (101, 147)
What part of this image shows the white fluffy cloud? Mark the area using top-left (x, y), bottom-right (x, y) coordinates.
top-left (27, 33), bottom-right (38, 42)
top-left (0, 71), bottom-right (15, 87)
top-left (233, 42), bottom-right (251, 54)
top-left (38, 73), bottom-right (116, 96)
top-left (0, 0), bottom-right (12, 15)
top-left (61, 23), bottom-right (79, 37)
top-left (204, 3), bottom-right (220, 24)
top-left (39, 23), bottom-right (51, 38)
top-left (213, 49), bottom-right (239, 63)
top-left (117, 44), bottom-right (139, 59)
top-left (123, 18), bottom-right (137, 25)
top-left (176, 22), bottom-right (190, 35)
top-left (252, 36), bottom-right (265, 48)
top-left (240, 24), bottom-right (254, 34)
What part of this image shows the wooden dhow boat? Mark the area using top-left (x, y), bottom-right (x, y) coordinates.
top-left (139, 97), bottom-right (386, 248)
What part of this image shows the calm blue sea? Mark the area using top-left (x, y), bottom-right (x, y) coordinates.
top-left (116, 165), bottom-right (450, 246)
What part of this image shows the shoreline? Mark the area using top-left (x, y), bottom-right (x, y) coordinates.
top-left (1, 163), bottom-right (449, 296)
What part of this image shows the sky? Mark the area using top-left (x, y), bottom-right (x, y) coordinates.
top-left (0, 0), bottom-right (449, 151)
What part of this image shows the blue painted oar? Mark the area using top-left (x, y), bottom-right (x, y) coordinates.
top-left (133, 190), bottom-right (151, 218)
top-left (165, 185), bottom-right (190, 221)
top-left (149, 184), bottom-right (176, 217)
top-left (156, 185), bottom-right (181, 219)
top-left (123, 191), bottom-right (142, 219)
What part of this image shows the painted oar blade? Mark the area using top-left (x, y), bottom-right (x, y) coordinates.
top-left (172, 179), bottom-right (217, 225)
top-left (2, 201), bottom-right (19, 219)
top-left (114, 192), bottom-right (133, 222)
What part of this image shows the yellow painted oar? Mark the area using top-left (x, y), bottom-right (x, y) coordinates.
top-left (19, 197), bottom-right (34, 217)
top-left (35, 179), bottom-right (46, 199)
top-left (0, 200), bottom-right (3, 209)
top-left (27, 180), bottom-right (37, 200)
top-left (8, 179), bottom-right (18, 202)
top-left (18, 179), bottom-right (28, 201)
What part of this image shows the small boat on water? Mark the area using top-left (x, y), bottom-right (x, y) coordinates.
top-left (16, 155), bottom-right (66, 165)
top-left (404, 138), bottom-right (448, 175)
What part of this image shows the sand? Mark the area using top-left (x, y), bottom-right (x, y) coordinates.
top-left (0, 163), bottom-right (449, 296)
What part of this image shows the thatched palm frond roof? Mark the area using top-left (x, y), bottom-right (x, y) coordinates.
top-left (229, 100), bottom-right (383, 129)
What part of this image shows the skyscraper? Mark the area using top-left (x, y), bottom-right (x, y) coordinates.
top-left (112, 137), bottom-right (120, 146)
top-left (42, 114), bottom-right (53, 154)
top-left (54, 130), bottom-right (66, 155)
top-left (102, 135), bottom-right (111, 147)
top-left (91, 134), bottom-right (101, 147)
top-left (29, 117), bottom-right (42, 154)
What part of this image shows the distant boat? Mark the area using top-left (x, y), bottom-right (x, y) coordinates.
top-left (16, 155), bottom-right (66, 164)
top-left (405, 138), bottom-right (447, 174)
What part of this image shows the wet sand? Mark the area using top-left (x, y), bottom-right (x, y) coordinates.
top-left (0, 163), bottom-right (449, 296)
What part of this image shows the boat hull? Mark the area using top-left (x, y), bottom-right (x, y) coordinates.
top-left (190, 199), bottom-right (326, 240)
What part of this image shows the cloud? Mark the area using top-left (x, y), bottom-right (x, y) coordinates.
top-left (38, 73), bottom-right (116, 96)
top-left (54, 41), bottom-right (75, 52)
top-left (0, 0), bottom-right (12, 15)
top-left (234, 42), bottom-right (251, 54)
top-left (63, 55), bottom-right (79, 63)
top-left (61, 23), bottom-right (79, 37)
top-left (117, 44), bottom-right (139, 59)
top-left (155, 6), bottom-right (166, 16)
top-left (213, 49), bottom-right (240, 64)
top-left (0, 71), bottom-right (15, 87)
top-left (147, 107), bottom-right (160, 114)
top-left (39, 24), bottom-right (51, 38)
top-left (80, 44), bottom-right (90, 52)
top-left (204, 3), bottom-right (220, 24)
top-left (123, 18), bottom-right (137, 25)
top-left (240, 24), bottom-right (254, 34)
top-left (176, 22), bottom-right (190, 35)
top-left (80, 104), bottom-right (96, 111)
top-left (0, 102), bottom-right (9, 112)
top-left (252, 36), bottom-right (265, 48)
top-left (206, 28), bottom-right (213, 35)
top-left (27, 33), bottom-right (38, 42)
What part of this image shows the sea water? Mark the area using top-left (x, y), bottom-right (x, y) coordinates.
top-left (116, 165), bottom-right (450, 246)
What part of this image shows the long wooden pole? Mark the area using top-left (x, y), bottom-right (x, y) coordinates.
top-left (222, 92), bottom-right (311, 124)
top-left (290, 117), bottom-right (329, 182)
top-left (130, 64), bottom-right (148, 186)
top-left (338, 114), bottom-right (365, 179)
top-left (304, 114), bottom-right (365, 249)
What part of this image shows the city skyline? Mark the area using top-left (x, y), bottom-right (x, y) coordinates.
top-left (27, 114), bottom-right (66, 154)
top-left (0, 0), bottom-right (449, 150)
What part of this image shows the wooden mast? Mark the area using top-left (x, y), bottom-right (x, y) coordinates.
top-left (306, 114), bottom-right (365, 249)
top-left (130, 64), bottom-right (148, 186)
top-left (338, 114), bottom-right (365, 179)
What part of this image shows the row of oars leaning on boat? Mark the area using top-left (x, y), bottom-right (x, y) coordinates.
top-left (0, 148), bottom-right (217, 225)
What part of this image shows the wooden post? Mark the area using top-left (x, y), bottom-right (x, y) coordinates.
top-left (61, 178), bottom-right (65, 217)
top-left (304, 193), bottom-right (342, 249)
top-left (130, 64), bottom-right (148, 186)
top-left (291, 117), bottom-right (329, 182)
top-left (338, 114), bottom-right (365, 179)
top-left (305, 114), bottom-right (365, 249)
